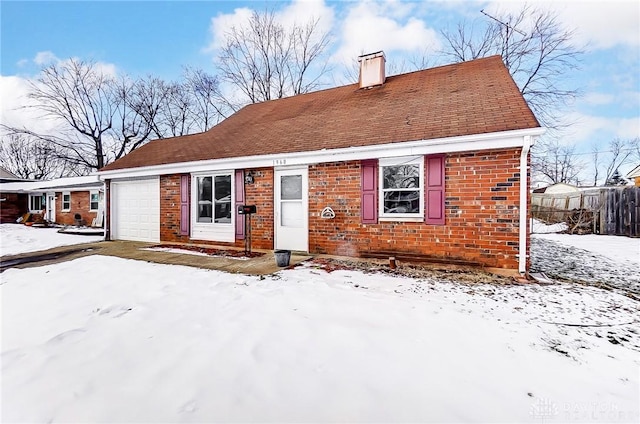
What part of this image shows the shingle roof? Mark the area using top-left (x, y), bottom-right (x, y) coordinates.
top-left (100, 55), bottom-right (540, 172)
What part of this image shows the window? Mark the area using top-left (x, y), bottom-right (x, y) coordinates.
top-left (379, 156), bottom-right (423, 219)
top-left (29, 193), bottom-right (45, 212)
top-left (90, 191), bottom-right (99, 211)
top-left (62, 192), bottom-right (71, 211)
top-left (196, 174), bottom-right (232, 223)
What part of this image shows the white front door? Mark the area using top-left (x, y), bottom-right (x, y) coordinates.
top-left (46, 192), bottom-right (56, 222)
top-left (275, 167), bottom-right (308, 252)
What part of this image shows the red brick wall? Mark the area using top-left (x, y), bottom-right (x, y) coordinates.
top-left (54, 191), bottom-right (98, 226)
top-left (0, 193), bottom-right (28, 223)
top-left (157, 148), bottom-right (526, 269)
top-left (307, 149), bottom-right (523, 269)
top-left (243, 168), bottom-right (274, 249)
top-left (160, 175), bottom-right (191, 243)
top-left (159, 170), bottom-right (275, 249)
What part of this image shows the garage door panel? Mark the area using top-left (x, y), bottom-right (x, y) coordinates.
top-left (112, 178), bottom-right (160, 243)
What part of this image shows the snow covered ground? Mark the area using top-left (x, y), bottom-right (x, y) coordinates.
top-left (530, 218), bottom-right (568, 234)
top-left (532, 233), bottom-right (640, 295)
top-left (0, 224), bottom-right (103, 256)
top-left (2, 256), bottom-right (638, 423)
top-left (1, 224), bottom-right (639, 422)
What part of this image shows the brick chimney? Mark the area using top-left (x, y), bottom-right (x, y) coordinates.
top-left (358, 51), bottom-right (386, 89)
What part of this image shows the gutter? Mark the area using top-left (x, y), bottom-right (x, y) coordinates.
top-left (518, 135), bottom-right (533, 275)
top-left (97, 127), bottom-right (546, 180)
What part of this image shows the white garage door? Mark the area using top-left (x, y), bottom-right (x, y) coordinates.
top-left (111, 178), bottom-right (160, 242)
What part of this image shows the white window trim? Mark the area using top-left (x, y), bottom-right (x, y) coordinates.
top-left (89, 190), bottom-right (100, 212)
top-left (62, 192), bottom-right (71, 211)
top-left (28, 193), bottom-right (45, 213)
top-left (190, 171), bottom-right (235, 243)
top-left (192, 172), bottom-right (234, 225)
top-left (379, 156), bottom-right (424, 221)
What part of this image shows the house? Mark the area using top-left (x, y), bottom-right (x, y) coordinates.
top-left (532, 183), bottom-right (580, 194)
top-left (0, 166), bottom-right (26, 183)
top-left (0, 175), bottom-right (104, 226)
top-left (98, 53), bottom-right (544, 274)
top-left (625, 164), bottom-right (640, 187)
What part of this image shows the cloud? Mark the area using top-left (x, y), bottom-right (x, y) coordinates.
top-left (276, 0), bottom-right (335, 34)
top-left (206, 0), bottom-right (335, 52)
top-left (1, 53), bottom-right (120, 136)
top-left (486, 1), bottom-right (639, 50)
top-left (331, 0), bottom-right (440, 65)
top-left (33, 51), bottom-right (59, 66)
top-left (0, 75), bottom-right (63, 134)
top-left (555, 1), bottom-right (639, 49)
top-left (206, 7), bottom-right (253, 51)
top-left (582, 92), bottom-right (615, 106)
top-left (562, 111), bottom-right (640, 146)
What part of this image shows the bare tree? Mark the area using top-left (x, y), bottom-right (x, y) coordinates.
top-left (217, 9), bottom-right (331, 109)
top-left (591, 137), bottom-right (639, 186)
top-left (441, 5), bottom-right (583, 130)
top-left (532, 142), bottom-right (583, 185)
top-left (3, 59), bottom-right (129, 170)
top-left (590, 142), bottom-right (601, 186)
top-left (183, 67), bottom-right (227, 130)
top-left (1, 60), bottom-right (203, 172)
top-left (110, 75), bottom-right (164, 160)
top-left (0, 134), bottom-right (69, 179)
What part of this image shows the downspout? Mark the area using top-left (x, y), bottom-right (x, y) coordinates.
top-left (518, 135), bottom-right (532, 275)
top-left (101, 178), bottom-right (108, 241)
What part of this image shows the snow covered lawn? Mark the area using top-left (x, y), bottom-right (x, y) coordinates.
top-left (2, 256), bottom-right (638, 423)
top-left (0, 224), bottom-right (103, 256)
top-left (532, 233), bottom-right (640, 295)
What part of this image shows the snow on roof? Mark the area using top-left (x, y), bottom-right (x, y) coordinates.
top-left (0, 175), bottom-right (102, 193)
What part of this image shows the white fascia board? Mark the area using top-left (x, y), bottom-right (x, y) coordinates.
top-left (42, 186), bottom-right (103, 193)
top-left (98, 127), bottom-right (545, 180)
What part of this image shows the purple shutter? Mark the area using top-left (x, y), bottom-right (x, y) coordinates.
top-left (180, 175), bottom-right (190, 235)
top-left (361, 159), bottom-right (378, 224)
top-left (235, 170), bottom-right (245, 240)
top-left (425, 154), bottom-right (445, 225)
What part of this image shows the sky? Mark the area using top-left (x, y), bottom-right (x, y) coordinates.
top-left (0, 0), bottom-right (639, 182)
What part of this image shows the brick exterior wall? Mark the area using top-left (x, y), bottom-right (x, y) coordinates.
top-left (243, 168), bottom-right (275, 249)
top-left (156, 148), bottom-right (526, 270)
top-left (160, 175), bottom-right (190, 243)
top-left (0, 193), bottom-right (28, 223)
top-left (159, 169), bottom-right (275, 249)
top-left (307, 149), bottom-right (524, 269)
top-left (54, 191), bottom-right (98, 226)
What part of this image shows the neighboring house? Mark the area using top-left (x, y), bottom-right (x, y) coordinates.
top-left (0, 166), bottom-right (27, 183)
top-left (626, 164), bottom-right (640, 187)
top-left (532, 183), bottom-right (580, 194)
top-left (0, 175), bottom-right (104, 226)
top-left (98, 53), bottom-right (544, 273)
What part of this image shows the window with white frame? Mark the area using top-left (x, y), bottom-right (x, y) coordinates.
top-left (62, 192), bottom-right (71, 211)
top-left (89, 191), bottom-right (99, 211)
top-left (196, 174), bottom-right (232, 224)
top-left (379, 156), bottom-right (423, 219)
top-left (29, 193), bottom-right (45, 212)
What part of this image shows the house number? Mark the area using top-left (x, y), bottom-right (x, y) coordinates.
top-left (273, 159), bottom-right (287, 166)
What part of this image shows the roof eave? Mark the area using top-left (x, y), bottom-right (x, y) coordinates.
top-left (97, 127), bottom-right (545, 180)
